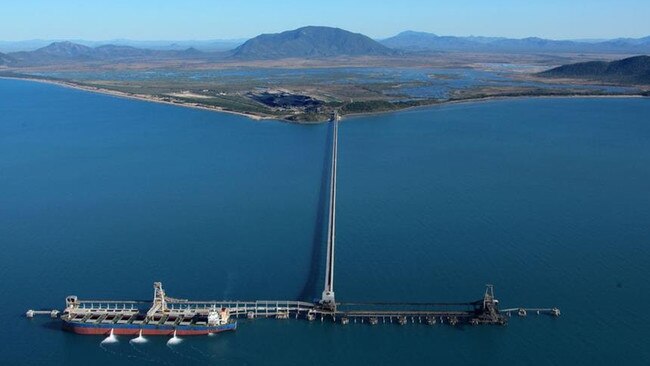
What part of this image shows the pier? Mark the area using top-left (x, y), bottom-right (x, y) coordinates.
top-left (26, 283), bottom-right (559, 327)
top-left (26, 114), bottom-right (559, 329)
top-left (320, 112), bottom-right (339, 311)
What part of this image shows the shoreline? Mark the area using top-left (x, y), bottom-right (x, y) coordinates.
top-left (0, 75), bottom-right (273, 122)
top-left (1, 75), bottom-right (645, 123)
top-left (340, 93), bottom-right (646, 120)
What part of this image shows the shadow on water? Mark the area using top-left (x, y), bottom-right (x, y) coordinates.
top-left (40, 320), bottom-right (63, 332)
top-left (297, 122), bottom-right (333, 302)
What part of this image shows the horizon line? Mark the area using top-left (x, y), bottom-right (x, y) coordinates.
top-left (1, 27), bottom-right (649, 44)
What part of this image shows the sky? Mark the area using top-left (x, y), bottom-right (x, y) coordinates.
top-left (1, 0), bottom-right (649, 41)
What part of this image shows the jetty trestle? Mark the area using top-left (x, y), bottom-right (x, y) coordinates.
top-left (27, 283), bottom-right (558, 326)
top-left (25, 114), bottom-right (560, 331)
top-left (321, 114), bottom-right (339, 311)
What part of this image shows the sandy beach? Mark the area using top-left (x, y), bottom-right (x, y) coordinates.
top-left (0, 76), bottom-right (270, 121)
top-left (1, 75), bottom-right (645, 123)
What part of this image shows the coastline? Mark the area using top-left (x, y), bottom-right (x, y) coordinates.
top-left (0, 75), bottom-right (272, 122)
top-left (1, 75), bottom-right (645, 123)
top-left (340, 93), bottom-right (647, 120)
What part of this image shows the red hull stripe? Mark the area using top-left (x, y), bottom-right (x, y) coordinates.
top-left (68, 327), bottom-right (232, 336)
top-left (62, 322), bottom-right (237, 336)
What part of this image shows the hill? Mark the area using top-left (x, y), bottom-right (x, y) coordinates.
top-left (92, 44), bottom-right (155, 58)
top-left (35, 41), bottom-right (95, 58)
top-left (0, 52), bottom-right (14, 66)
top-left (381, 31), bottom-right (650, 53)
top-left (231, 26), bottom-right (395, 59)
top-left (0, 39), bottom-right (245, 53)
top-left (381, 31), bottom-right (501, 51)
top-left (7, 41), bottom-right (205, 65)
top-left (538, 55), bottom-right (650, 84)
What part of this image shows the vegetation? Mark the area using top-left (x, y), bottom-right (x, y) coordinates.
top-left (231, 26), bottom-right (396, 60)
top-left (382, 31), bottom-right (650, 54)
top-left (3, 49), bottom-right (647, 123)
top-left (0, 52), bottom-right (14, 66)
top-left (5, 41), bottom-right (205, 66)
top-left (340, 100), bottom-right (399, 114)
top-left (174, 95), bottom-right (276, 115)
top-left (286, 112), bottom-right (330, 123)
top-left (539, 56), bottom-right (650, 85)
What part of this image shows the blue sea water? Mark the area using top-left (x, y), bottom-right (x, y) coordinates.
top-left (1, 78), bottom-right (650, 365)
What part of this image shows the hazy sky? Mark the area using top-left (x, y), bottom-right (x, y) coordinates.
top-left (1, 0), bottom-right (649, 41)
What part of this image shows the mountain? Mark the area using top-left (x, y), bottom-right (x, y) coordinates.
top-left (9, 41), bottom-right (98, 64)
top-left (0, 52), bottom-right (14, 66)
top-left (0, 39), bottom-right (246, 53)
top-left (231, 26), bottom-right (395, 59)
top-left (381, 30), bottom-right (439, 50)
top-left (92, 44), bottom-right (155, 58)
top-left (381, 31), bottom-right (650, 53)
top-left (539, 55), bottom-right (650, 85)
top-left (28, 41), bottom-right (95, 60)
top-left (381, 31), bottom-right (499, 51)
top-left (7, 41), bottom-right (207, 65)
top-left (83, 39), bottom-right (244, 51)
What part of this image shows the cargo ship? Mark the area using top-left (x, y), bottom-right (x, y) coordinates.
top-left (61, 282), bottom-right (237, 336)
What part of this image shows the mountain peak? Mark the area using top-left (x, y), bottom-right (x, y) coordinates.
top-left (43, 41), bottom-right (91, 50)
top-left (35, 41), bottom-right (94, 58)
top-left (397, 30), bottom-right (438, 37)
top-left (180, 47), bottom-right (203, 56)
top-left (232, 26), bottom-right (395, 60)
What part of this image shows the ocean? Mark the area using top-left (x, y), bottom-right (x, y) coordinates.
top-left (1, 78), bottom-right (649, 365)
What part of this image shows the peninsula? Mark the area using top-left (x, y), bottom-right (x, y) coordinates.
top-left (2, 26), bottom-right (649, 122)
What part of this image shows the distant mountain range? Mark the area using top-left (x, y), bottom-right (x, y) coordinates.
top-left (231, 26), bottom-right (395, 59)
top-left (0, 52), bottom-right (14, 65)
top-left (2, 27), bottom-right (395, 65)
top-left (539, 55), bottom-right (650, 85)
top-left (2, 27), bottom-right (650, 67)
top-left (5, 41), bottom-right (208, 66)
top-left (381, 31), bottom-right (650, 53)
top-left (0, 39), bottom-right (245, 53)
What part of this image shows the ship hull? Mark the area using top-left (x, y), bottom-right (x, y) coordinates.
top-left (62, 320), bottom-right (237, 336)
